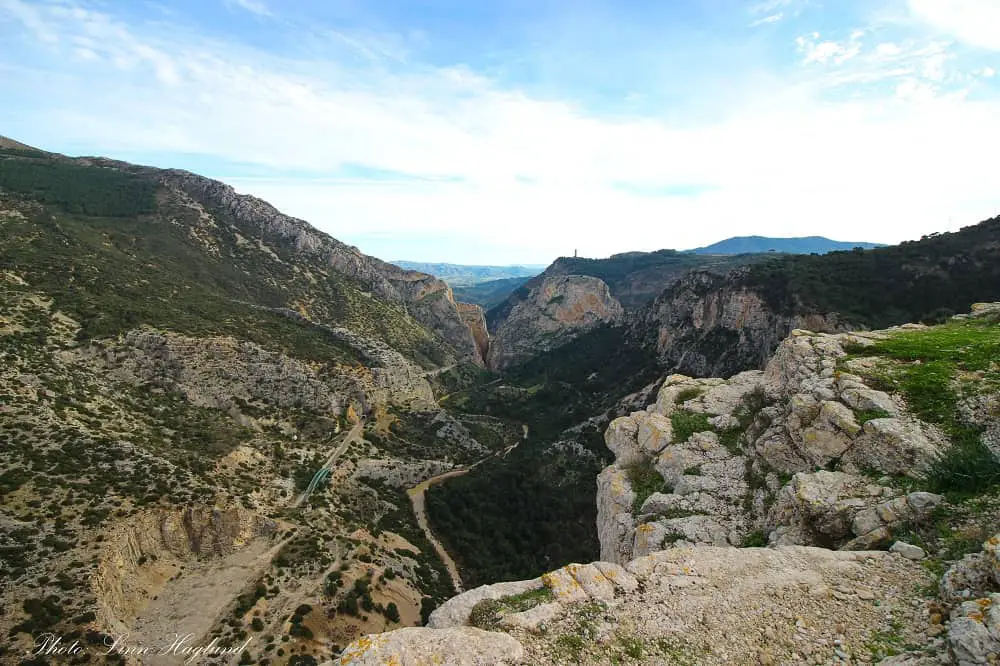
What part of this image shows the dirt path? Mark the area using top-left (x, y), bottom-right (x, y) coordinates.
top-left (292, 421), bottom-right (364, 508)
top-left (406, 425), bottom-right (527, 595)
top-left (407, 468), bottom-right (470, 594)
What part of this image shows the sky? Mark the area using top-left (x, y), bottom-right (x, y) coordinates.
top-left (2, 0), bottom-right (999, 265)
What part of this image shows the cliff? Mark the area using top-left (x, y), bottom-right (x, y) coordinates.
top-left (487, 275), bottom-right (624, 370)
top-left (339, 305), bottom-right (1000, 665)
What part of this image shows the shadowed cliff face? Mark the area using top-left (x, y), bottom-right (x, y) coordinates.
top-left (487, 275), bottom-right (624, 371)
top-left (457, 302), bottom-right (490, 362)
top-left (637, 270), bottom-right (848, 378)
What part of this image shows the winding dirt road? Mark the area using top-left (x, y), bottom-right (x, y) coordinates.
top-left (407, 469), bottom-right (470, 594)
top-left (406, 426), bottom-right (528, 594)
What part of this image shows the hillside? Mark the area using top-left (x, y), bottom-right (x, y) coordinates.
top-left (426, 215), bottom-right (1000, 592)
top-left (690, 235), bottom-right (885, 255)
top-left (392, 261), bottom-right (544, 287)
top-left (483, 250), bottom-right (764, 370)
top-left (0, 142), bottom-right (517, 663)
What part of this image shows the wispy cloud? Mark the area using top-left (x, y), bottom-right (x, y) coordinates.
top-left (750, 13), bottom-right (784, 27)
top-left (227, 0), bottom-right (270, 18)
top-left (0, 0), bottom-right (997, 263)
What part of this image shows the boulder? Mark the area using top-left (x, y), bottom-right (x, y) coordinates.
top-left (948, 594), bottom-right (1000, 666)
top-left (843, 418), bottom-right (943, 477)
top-left (637, 413), bottom-right (673, 455)
top-left (890, 541), bottom-right (926, 560)
top-left (427, 578), bottom-right (544, 629)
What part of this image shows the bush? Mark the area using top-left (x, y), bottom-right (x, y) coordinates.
top-left (670, 411), bottom-right (714, 444)
top-left (385, 602), bottom-right (400, 623)
top-left (625, 460), bottom-right (667, 514)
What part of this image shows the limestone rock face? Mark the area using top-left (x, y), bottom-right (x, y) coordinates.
top-left (639, 270), bottom-right (848, 378)
top-left (92, 507), bottom-right (279, 633)
top-left (457, 301), bottom-right (490, 363)
top-left (596, 465), bottom-right (636, 564)
top-left (949, 594), bottom-right (1000, 665)
top-left (337, 626), bottom-right (525, 665)
top-left (595, 320), bottom-right (951, 561)
top-left (79, 327), bottom-right (435, 419)
top-left (428, 578), bottom-right (544, 629)
top-left (487, 275), bottom-right (624, 370)
top-left (346, 545), bottom-right (937, 665)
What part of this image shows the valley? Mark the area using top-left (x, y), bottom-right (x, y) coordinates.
top-left (1, 139), bottom-right (999, 665)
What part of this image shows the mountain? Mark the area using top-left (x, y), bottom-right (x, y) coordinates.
top-left (484, 250), bottom-right (768, 370)
top-left (391, 261), bottom-right (545, 287)
top-left (690, 235), bottom-right (885, 255)
top-left (644, 217), bottom-right (1000, 377)
top-left (426, 215), bottom-right (1000, 592)
top-left (0, 140), bottom-right (520, 657)
top-left (452, 276), bottom-right (532, 310)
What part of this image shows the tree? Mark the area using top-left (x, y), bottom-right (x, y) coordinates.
top-left (385, 602), bottom-right (400, 623)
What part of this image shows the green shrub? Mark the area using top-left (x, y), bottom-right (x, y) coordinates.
top-left (670, 411), bottom-right (714, 444)
top-left (741, 530), bottom-right (768, 547)
top-left (625, 460), bottom-right (667, 513)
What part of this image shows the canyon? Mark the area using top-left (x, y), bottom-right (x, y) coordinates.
top-left (2, 139), bottom-right (1000, 665)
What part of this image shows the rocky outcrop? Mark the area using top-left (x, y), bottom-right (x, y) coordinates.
top-left (339, 546), bottom-right (939, 665)
top-left (92, 507), bottom-right (279, 633)
top-left (940, 534), bottom-right (1000, 664)
top-left (638, 270), bottom-right (849, 378)
top-left (79, 327), bottom-right (435, 418)
top-left (596, 322), bottom-right (951, 563)
top-left (487, 275), bottom-right (624, 370)
top-left (457, 301), bottom-right (490, 362)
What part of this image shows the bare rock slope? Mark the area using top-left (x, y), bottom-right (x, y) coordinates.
top-left (487, 275), bottom-right (624, 370)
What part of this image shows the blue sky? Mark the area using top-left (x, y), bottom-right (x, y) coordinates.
top-left (2, 0), bottom-right (999, 264)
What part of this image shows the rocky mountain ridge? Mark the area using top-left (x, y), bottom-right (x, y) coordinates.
top-left (100, 159), bottom-right (486, 366)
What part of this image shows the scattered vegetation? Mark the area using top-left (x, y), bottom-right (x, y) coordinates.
top-left (741, 217), bottom-right (1000, 329)
top-left (626, 459), bottom-right (668, 513)
top-left (854, 318), bottom-right (1000, 496)
top-left (468, 587), bottom-right (554, 630)
top-left (670, 410), bottom-right (714, 444)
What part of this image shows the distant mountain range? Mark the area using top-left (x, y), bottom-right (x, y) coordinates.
top-left (391, 261), bottom-right (546, 286)
top-left (689, 236), bottom-right (885, 255)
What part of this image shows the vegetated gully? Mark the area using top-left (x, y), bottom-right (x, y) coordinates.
top-left (407, 424), bottom-right (528, 594)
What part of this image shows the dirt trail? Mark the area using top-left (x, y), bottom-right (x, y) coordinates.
top-left (292, 421), bottom-right (364, 508)
top-left (406, 425), bottom-right (528, 594)
top-left (407, 468), bottom-right (470, 594)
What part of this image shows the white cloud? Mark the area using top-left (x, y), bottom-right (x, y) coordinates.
top-left (1, 1), bottom-right (998, 263)
top-left (909, 0), bottom-right (1000, 50)
top-left (228, 0), bottom-right (270, 18)
top-left (797, 33), bottom-right (863, 65)
top-left (750, 13), bottom-right (784, 27)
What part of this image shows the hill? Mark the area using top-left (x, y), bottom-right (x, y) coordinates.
top-left (642, 216), bottom-right (1000, 378)
top-left (690, 235), bottom-right (885, 255)
top-left (391, 261), bottom-right (545, 287)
